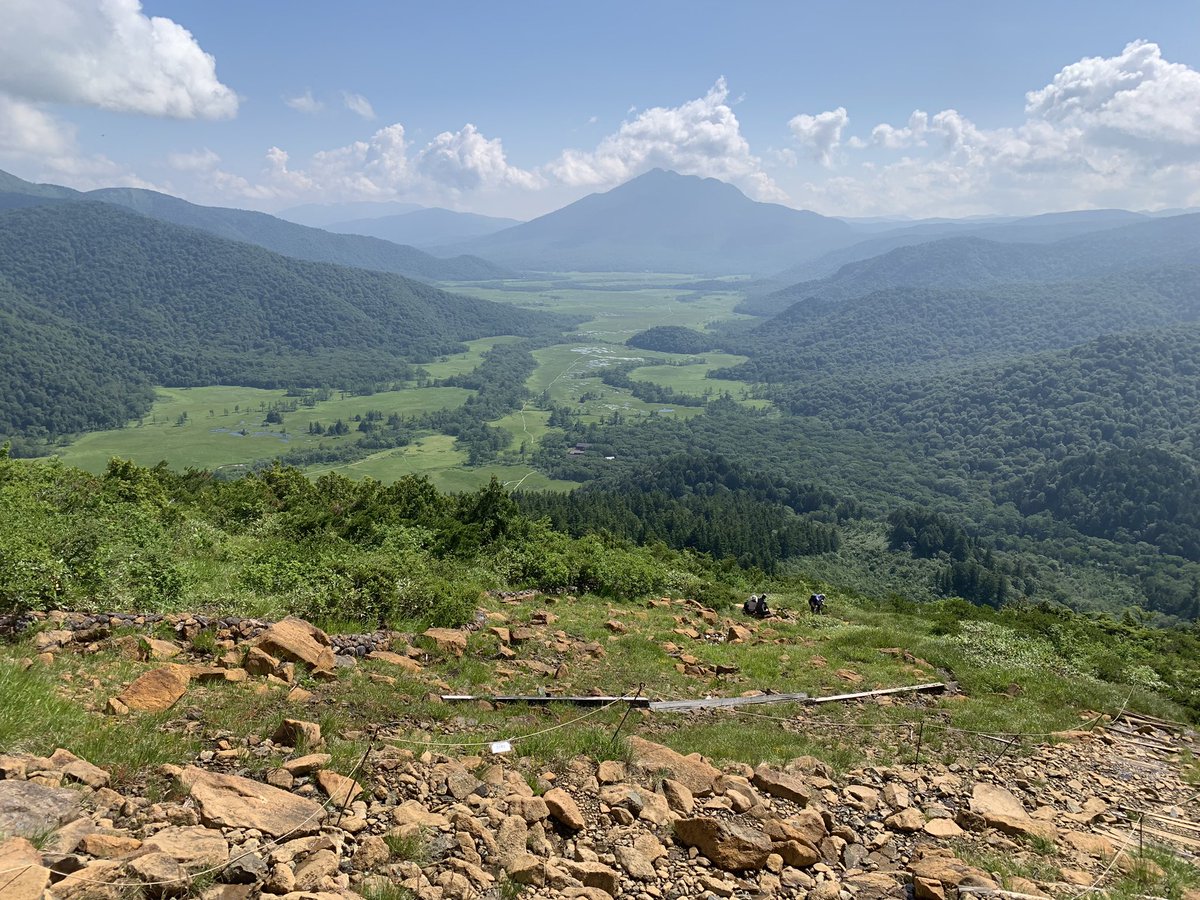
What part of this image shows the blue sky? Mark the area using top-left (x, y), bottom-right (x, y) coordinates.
top-left (2, 1), bottom-right (1199, 219)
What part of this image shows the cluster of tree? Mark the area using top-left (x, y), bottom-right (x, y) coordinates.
top-left (887, 508), bottom-right (1015, 607)
top-left (626, 325), bottom-right (715, 354)
top-left (424, 343), bottom-right (538, 464)
top-left (517, 453), bottom-right (850, 572)
top-left (598, 364), bottom-right (705, 407)
top-left (0, 451), bottom-right (742, 626)
top-left (1012, 447), bottom-right (1200, 562)
top-left (0, 202), bottom-right (568, 443)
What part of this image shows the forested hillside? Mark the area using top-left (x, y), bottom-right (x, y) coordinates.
top-left (0, 169), bottom-right (511, 281)
top-left (517, 453), bottom-right (851, 572)
top-left (0, 203), bottom-right (567, 441)
top-left (773, 208), bottom-right (1150, 284)
top-left (747, 214), bottom-right (1200, 316)
top-left (90, 187), bottom-right (511, 281)
top-left (720, 268), bottom-right (1200, 383)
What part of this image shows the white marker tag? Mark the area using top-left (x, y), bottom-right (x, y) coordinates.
top-left (490, 740), bottom-right (513, 754)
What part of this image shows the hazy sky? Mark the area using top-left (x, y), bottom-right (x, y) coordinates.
top-left (2, 1), bottom-right (1199, 219)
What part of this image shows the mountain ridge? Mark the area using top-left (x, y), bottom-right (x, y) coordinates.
top-left (453, 168), bottom-right (857, 274)
top-left (0, 169), bottom-right (510, 282)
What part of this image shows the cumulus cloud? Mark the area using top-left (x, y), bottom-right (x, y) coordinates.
top-left (0, 0), bottom-right (237, 119)
top-left (248, 121), bottom-right (538, 204)
top-left (870, 110), bottom-right (930, 150)
top-left (415, 125), bottom-right (542, 191)
top-left (0, 95), bottom-right (77, 159)
top-left (342, 91), bottom-right (376, 120)
top-left (1025, 39), bottom-right (1200, 151)
top-left (788, 107), bottom-right (848, 166)
top-left (798, 40), bottom-right (1200, 216)
top-left (545, 79), bottom-right (786, 201)
top-left (0, 92), bottom-right (155, 190)
top-left (286, 90), bottom-right (323, 114)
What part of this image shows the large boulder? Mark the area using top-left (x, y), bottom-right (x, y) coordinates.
top-left (423, 628), bottom-right (468, 658)
top-left (627, 736), bottom-right (720, 796)
top-left (673, 817), bottom-right (772, 871)
top-left (180, 767), bottom-right (325, 837)
top-left (752, 766), bottom-right (812, 806)
top-left (910, 852), bottom-right (997, 897)
top-left (0, 780), bottom-right (81, 838)
top-left (255, 618), bottom-right (336, 672)
top-left (0, 837), bottom-right (51, 900)
top-left (140, 825), bottom-right (229, 871)
top-left (118, 665), bottom-right (191, 712)
top-left (37, 749), bottom-right (110, 789)
top-left (968, 783), bottom-right (1057, 842)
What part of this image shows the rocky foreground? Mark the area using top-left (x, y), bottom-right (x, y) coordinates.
top-left (1, 613), bottom-right (1197, 900)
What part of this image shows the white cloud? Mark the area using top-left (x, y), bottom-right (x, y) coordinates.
top-left (788, 107), bottom-right (849, 167)
top-left (0, 95), bottom-right (77, 159)
top-left (1025, 39), bottom-right (1200, 151)
top-left (285, 90), bottom-right (323, 114)
top-left (797, 40), bottom-right (1200, 216)
top-left (166, 148), bottom-right (220, 172)
top-left (545, 79), bottom-right (786, 201)
top-left (0, 93), bottom-right (156, 190)
top-left (415, 124), bottom-right (542, 191)
top-left (0, 0), bottom-right (237, 119)
top-left (870, 110), bottom-right (929, 150)
top-left (342, 91), bottom-right (376, 120)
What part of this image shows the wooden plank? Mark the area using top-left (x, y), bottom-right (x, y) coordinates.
top-left (441, 694), bottom-right (651, 707)
top-left (1116, 710), bottom-right (1188, 733)
top-left (804, 682), bottom-right (946, 706)
top-left (1119, 824), bottom-right (1200, 850)
top-left (649, 692), bottom-right (810, 711)
top-left (1118, 809), bottom-right (1200, 834)
top-left (1101, 728), bottom-right (1178, 753)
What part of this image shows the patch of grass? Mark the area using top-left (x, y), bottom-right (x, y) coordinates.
top-left (1179, 748), bottom-right (1200, 786)
top-left (952, 841), bottom-right (1061, 886)
top-left (1106, 847), bottom-right (1200, 900)
top-left (384, 828), bottom-right (429, 864)
top-left (496, 873), bottom-right (524, 900)
top-left (0, 654), bottom-right (197, 785)
top-left (357, 882), bottom-right (416, 900)
top-left (1020, 833), bottom-right (1057, 856)
top-left (189, 628), bottom-right (217, 656)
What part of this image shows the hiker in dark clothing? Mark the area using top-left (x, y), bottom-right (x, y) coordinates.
top-left (743, 594), bottom-right (770, 618)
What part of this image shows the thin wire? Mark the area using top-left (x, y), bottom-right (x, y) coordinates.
top-left (379, 692), bottom-right (631, 748)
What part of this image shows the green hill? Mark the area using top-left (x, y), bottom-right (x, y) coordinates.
top-left (746, 215), bottom-right (1200, 316)
top-left (0, 168), bottom-right (511, 282)
top-left (0, 202), bottom-right (567, 440)
top-left (720, 268), bottom-right (1200, 384)
top-left (88, 187), bottom-right (513, 281)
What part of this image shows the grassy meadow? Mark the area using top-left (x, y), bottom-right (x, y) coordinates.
top-left (45, 274), bottom-right (766, 489)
